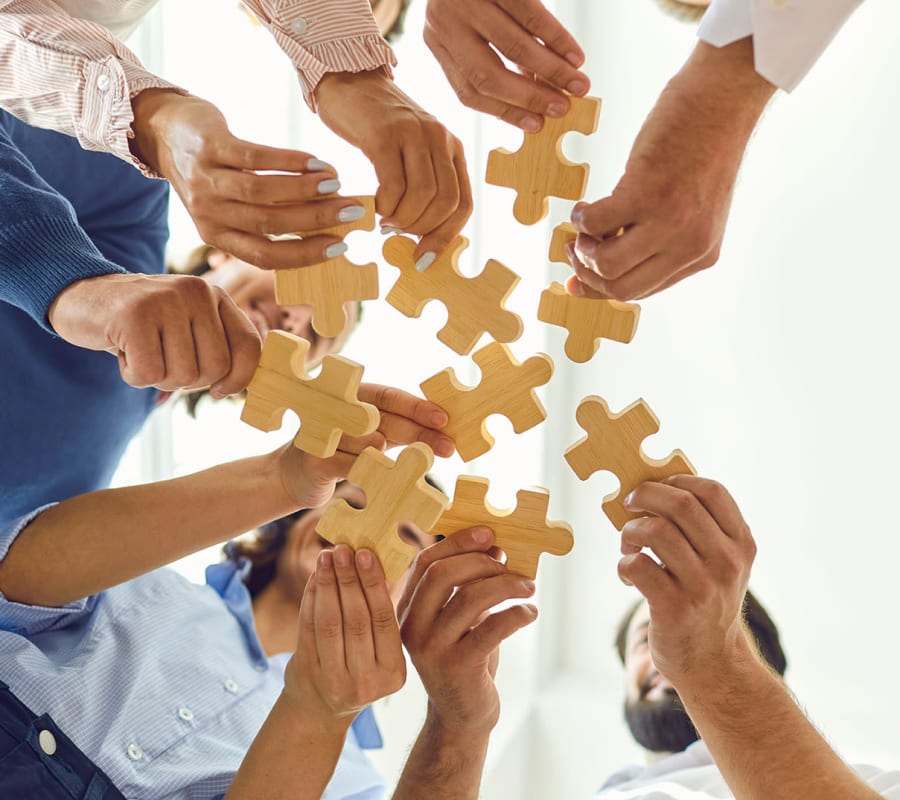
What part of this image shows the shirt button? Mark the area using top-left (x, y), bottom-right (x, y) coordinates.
top-left (38, 729), bottom-right (57, 756)
top-left (97, 74), bottom-right (111, 92)
top-left (126, 743), bottom-right (143, 761)
top-left (224, 679), bottom-right (239, 694)
top-left (177, 707), bottom-right (194, 722)
top-left (290, 17), bottom-right (308, 35)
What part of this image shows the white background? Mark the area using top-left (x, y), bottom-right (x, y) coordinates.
top-left (117, 1), bottom-right (900, 797)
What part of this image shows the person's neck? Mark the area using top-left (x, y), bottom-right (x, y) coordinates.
top-left (251, 583), bottom-right (302, 656)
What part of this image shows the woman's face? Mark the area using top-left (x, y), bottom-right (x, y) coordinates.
top-left (202, 250), bottom-right (358, 368)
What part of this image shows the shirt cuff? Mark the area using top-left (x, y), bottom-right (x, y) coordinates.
top-left (698, 0), bottom-right (753, 48)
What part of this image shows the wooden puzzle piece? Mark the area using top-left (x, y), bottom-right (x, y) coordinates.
top-left (564, 396), bottom-right (695, 530)
top-left (538, 282), bottom-right (640, 363)
top-left (549, 222), bottom-right (577, 265)
top-left (274, 196), bottom-right (379, 337)
top-left (420, 342), bottom-right (554, 462)
top-left (486, 95), bottom-right (601, 225)
top-left (315, 442), bottom-right (450, 582)
top-left (432, 476), bottom-right (573, 579)
top-left (241, 330), bottom-right (379, 458)
top-left (382, 235), bottom-right (523, 355)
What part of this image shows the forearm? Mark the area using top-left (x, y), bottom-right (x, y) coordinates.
top-left (392, 710), bottom-right (492, 800)
top-left (0, 451), bottom-right (297, 606)
top-left (226, 692), bottom-right (351, 800)
top-left (678, 638), bottom-right (880, 799)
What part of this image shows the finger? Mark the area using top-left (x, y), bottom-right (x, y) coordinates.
top-left (205, 197), bottom-right (359, 238)
top-left (618, 552), bottom-right (675, 605)
top-left (662, 475), bottom-right (753, 545)
top-left (313, 550), bottom-right (347, 674)
top-left (331, 545), bottom-right (377, 675)
top-left (208, 230), bottom-right (345, 271)
top-left (155, 310), bottom-right (200, 391)
top-left (217, 139), bottom-right (334, 175)
top-left (358, 384), bottom-right (449, 429)
top-left (574, 228), bottom-right (657, 284)
top-left (382, 144), bottom-right (439, 232)
top-left (371, 143), bottom-right (406, 223)
top-left (355, 549), bottom-right (404, 670)
top-left (497, 0), bottom-right (587, 70)
top-left (376, 412), bottom-right (455, 457)
top-left (185, 289), bottom-right (232, 390)
top-left (628, 252), bottom-right (718, 301)
top-left (209, 293), bottom-right (262, 398)
top-left (297, 572), bottom-right (319, 668)
top-left (116, 324), bottom-right (166, 388)
top-left (212, 169), bottom-right (344, 206)
top-left (335, 430), bottom-right (388, 459)
top-left (571, 198), bottom-right (637, 249)
top-left (588, 253), bottom-right (701, 302)
top-left (414, 148), bottom-right (473, 264)
top-left (435, 573), bottom-right (536, 646)
top-left (461, 603), bottom-right (538, 659)
top-left (620, 515), bottom-right (704, 583)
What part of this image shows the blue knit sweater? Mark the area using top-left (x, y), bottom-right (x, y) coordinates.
top-left (0, 112), bottom-right (169, 525)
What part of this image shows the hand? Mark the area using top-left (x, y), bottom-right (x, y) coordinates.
top-left (398, 528), bottom-right (538, 734)
top-left (424, 0), bottom-right (589, 132)
top-left (315, 70), bottom-right (472, 268)
top-left (283, 544), bottom-right (406, 724)
top-left (48, 272), bottom-right (260, 395)
top-left (617, 475), bottom-right (757, 688)
top-left (130, 89), bottom-right (362, 269)
top-left (565, 39), bottom-right (776, 301)
top-left (278, 385), bottom-right (453, 509)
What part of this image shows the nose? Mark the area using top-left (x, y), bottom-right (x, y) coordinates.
top-left (280, 304), bottom-right (313, 337)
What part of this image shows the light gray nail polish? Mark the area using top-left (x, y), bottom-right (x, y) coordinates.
top-left (338, 205), bottom-right (367, 223)
top-left (317, 178), bottom-right (341, 194)
top-left (415, 251), bottom-right (436, 272)
top-left (380, 225), bottom-right (401, 235)
top-left (325, 241), bottom-right (348, 259)
top-left (308, 158), bottom-right (333, 172)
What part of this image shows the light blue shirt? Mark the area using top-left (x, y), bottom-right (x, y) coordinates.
top-left (0, 507), bottom-right (386, 800)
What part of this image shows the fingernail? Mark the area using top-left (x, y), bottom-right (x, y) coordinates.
top-left (325, 241), bottom-right (348, 259)
top-left (525, 603), bottom-right (539, 617)
top-left (566, 52), bottom-right (583, 67)
top-left (415, 252), bottom-right (436, 272)
top-left (522, 117), bottom-right (541, 133)
top-left (520, 579), bottom-right (535, 594)
top-left (623, 492), bottom-right (635, 508)
top-left (308, 158), bottom-right (334, 172)
top-left (437, 436), bottom-right (455, 457)
top-left (357, 549), bottom-right (374, 569)
top-left (569, 281), bottom-right (585, 297)
top-left (209, 385), bottom-right (227, 400)
top-left (319, 550), bottom-right (333, 569)
top-left (430, 410), bottom-right (448, 427)
top-left (333, 545), bottom-right (352, 567)
top-left (380, 225), bottom-right (402, 235)
top-left (547, 102), bottom-right (567, 118)
top-left (317, 178), bottom-right (341, 194)
top-left (472, 527), bottom-right (492, 544)
top-left (567, 79), bottom-right (588, 95)
top-left (338, 205), bottom-right (366, 223)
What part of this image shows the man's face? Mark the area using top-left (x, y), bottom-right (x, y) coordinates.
top-left (622, 601), bottom-right (699, 754)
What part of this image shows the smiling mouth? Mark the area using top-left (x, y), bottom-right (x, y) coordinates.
top-left (249, 308), bottom-right (272, 338)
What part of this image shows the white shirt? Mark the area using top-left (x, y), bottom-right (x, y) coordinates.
top-left (698, 0), bottom-right (864, 91)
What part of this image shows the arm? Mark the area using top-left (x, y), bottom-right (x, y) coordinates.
top-left (0, 386), bottom-right (451, 606)
top-left (393, 528), bottom-right (538, 799)
top-left (619, 475), bottom-right (880, 800)
top-left (227, 544), bottom-right (405, 800)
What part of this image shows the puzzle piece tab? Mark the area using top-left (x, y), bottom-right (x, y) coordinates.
top-left (315, 443), bottom-right (450, 582)
top-left (241, 330), bottom-right (379, 458)
top-left (383, 235), bottom-right (523, 355)
top-left (420, 342), bottom-right (553, 462)
top-left (549, 222), bottom-right (578, 266)
top-left (486, 95), bottom-right (601, 225)
top-left (432, 476), bottom-right (573, 579)
top-left (274, 196), bottom-right (379, 337)
top-left (564, 396), bottom-right (695, 530)
top-left (538, 282), bottom-right (640, 363)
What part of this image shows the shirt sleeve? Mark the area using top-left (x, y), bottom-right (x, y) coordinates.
top-left (241, 0), bottom-right (397, 110)
top-left (0, 125), bottom-right (126, 331)
top-left (699, 0), bottom-right (865, 92)
top-left (0, 0), bottom-right (186, 174)
top-left (0, 506), bottom-right (98, 636)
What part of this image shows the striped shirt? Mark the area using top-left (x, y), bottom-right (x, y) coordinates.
top-left (0, 0), bottom-right (396, 173)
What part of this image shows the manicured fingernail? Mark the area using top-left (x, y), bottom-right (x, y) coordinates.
top-left (380, 225), bottom-right (401, 235)
top-left (308, 158), bottom-right (334, 172)
top-left (338, 205), bottom-right (366, 223)
top-left (333, 545), bottom-right (352, 567)
top-left (547, 102), bottom-right (567, 118)
top-left (357, 549), bottom-right (374, 569)
top-left (317, 178), bottom-right (341, 194)
top-left (325, 241), bottom-right (348, 259)
top-left (567, 79), bottom-right (588, 95)
top-left (415, 252), bottom-right (436, 272)
top-left (522, 117), bottom-right (541, 133)
top-left (472, 527), bottom-right (492, 544)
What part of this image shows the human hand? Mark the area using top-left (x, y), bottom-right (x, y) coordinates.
top-left (282, 544), bottom-right (406, 725)
top-left (398, 527), bottom-right (538, 735)
top-left (424, 0), bottom-right (590, 132)
top-left (315, 70), bottom-right (472, 268)
top-left (617, 475), bottom-right (758, 688)
top-left (48, 272), bottom-right (260, 395)
top-left (565, 39), bottom-right (775, 301)
top-left (130, 89), bottom-right (364, 269)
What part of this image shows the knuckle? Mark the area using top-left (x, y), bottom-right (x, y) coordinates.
top-left (344, 616), bottom-right (370, 638)
top-left (467, 69), bottom-right (492, 95)
top-left (371, 607), bottom-right (398, 630)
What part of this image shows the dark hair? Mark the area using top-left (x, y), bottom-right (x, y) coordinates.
top-left (229, 473), bottom-right (446, 597)
top-left (614, 589), bottom-right (788, 677)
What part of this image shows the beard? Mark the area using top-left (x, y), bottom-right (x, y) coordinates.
top-left (624, 682), bottom-right (699, 754)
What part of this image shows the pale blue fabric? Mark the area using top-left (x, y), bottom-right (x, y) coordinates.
top-left (0, 508), bottom-right (386, 800)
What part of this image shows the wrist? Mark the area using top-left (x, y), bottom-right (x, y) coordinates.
top-left (275, 689), bottom-right (355, 739)
top-left (673, 627), bottom-right (766, 703)
top-left (130, 88), bottom-right (184, 172)
top-left (314, 68), bottom-right (392, 107)
top-left (424, 701), bottom-right (497, 742)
